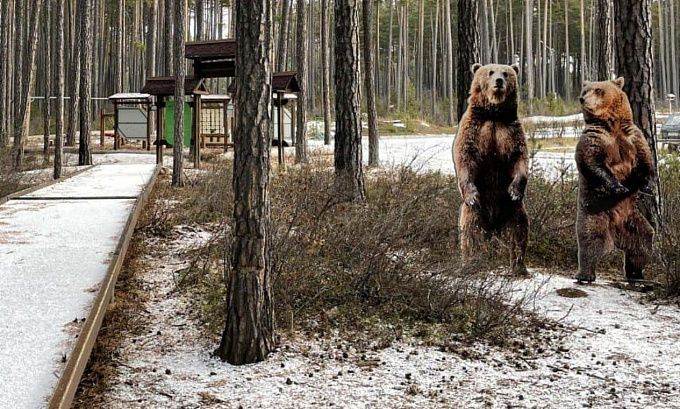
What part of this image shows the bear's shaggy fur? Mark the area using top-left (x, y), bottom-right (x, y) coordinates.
top-left (575, 78), bottom-right (656, 283)
top-left (453, 63), bottom-right (529, 274)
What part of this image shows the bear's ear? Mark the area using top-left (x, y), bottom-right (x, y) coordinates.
top-left (471, 63), bottom-right (482, 74)
top-left (612, 77), bottom-right (625, 89)
top-left (510, 63), bottom-right (520, 75)
top-left (583, 80), bottom-right (592, 87)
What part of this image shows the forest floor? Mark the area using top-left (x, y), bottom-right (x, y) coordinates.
top-left (72, 145), bottom-right (680, 409)
top-left (74, 201), bottom-right (680, 409)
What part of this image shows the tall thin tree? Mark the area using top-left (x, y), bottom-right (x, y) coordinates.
top-left (217, 0), bottom-right (274, 365)
top-left (363, 0), bottom-right (378, 166)
top-left (172, 0), bottom-right (186, 187)
top-left (54, 0), bottom-right (65, 179)
top-left (78, 0), bottom-right (93, 166)
top-left (334, 0), bottom-right (365, 202)
top-left (295, 0), bottom-right (308, 163)
top-left (321, 0), bottom-right (332, 145)
top-left (457, 0), bottom-right (480, 121)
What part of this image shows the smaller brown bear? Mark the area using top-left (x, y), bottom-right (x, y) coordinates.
top-left (575, 78), bottom-right (656, 283)
top-left (453, 63), bottom-right (529, 275)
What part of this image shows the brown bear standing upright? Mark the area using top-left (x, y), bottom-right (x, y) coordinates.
top-left (575, 78), bottom-right (656, 283)
top-left (453, 63), bottom-right (529, 275)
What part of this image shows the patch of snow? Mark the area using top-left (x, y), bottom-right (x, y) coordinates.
top-left (93, 226), bottom-right (680, 409)
top-left (0, 164), bottom-right (156, 407)
top-left (523, 113), bottom-right (584, 125)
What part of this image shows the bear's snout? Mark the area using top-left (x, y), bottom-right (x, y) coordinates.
top-left (495, 78), bottom-right (505, 89)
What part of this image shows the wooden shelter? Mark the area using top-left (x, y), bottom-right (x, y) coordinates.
top-left (185, 39), bottom-right (301, 165)
top-left (141, 77), bottom-right (209, 166)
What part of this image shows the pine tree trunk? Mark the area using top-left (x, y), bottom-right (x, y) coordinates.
top-left (295, 0), bottom-right (308, 163)
top-left (54, 0), bottom-right (65, 179)
top-left (445, 0), bottom-right (454, 125)
top-left (334, 0), bottom-right (365, 203)
top-left (13, 0), bottom-right (44, 170)
top-left (217, 0), bottom-right (274, 366)
top-left (164, 0), bottom-right (173, 75)
top-left (363, 0), bottom-right (378, 166)
top-left (580, 0), bottom-right (586, 84)
top-left (387, 0), bottom-right (393, 111)
top-left (525, 0), bottom-right (534, 113)
top-left (431, 0), bottom-right (439, 117)
top-left (564, 0), bottom-right (570, 100)
top-left (613, 0), bottom-right (660, 227)
top-left (457, 0), bottom-right (479, 121)
top-left (66, 6), bottom-right (81, 147)
top-left (43, 2), bottom-right (51, 162)
top-left (321, 0), bottom-right (332, 145)
top-left (195, 0), bottom-right (204, 40)
top-left (276, 0), bottom-right (291, 72)
top-left (78, 0), bottom-right (93, 166)
top-left (593, 0), bottom-right (611, 81)
top-left (416, 0), bottom-right (424, 100)
top-left (172, 0), bottom-right (186, 187)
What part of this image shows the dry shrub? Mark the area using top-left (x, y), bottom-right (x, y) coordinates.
top-left (524, 163), bottom-right (579, 268)
top-left (170, 159), bottom-right (542, 346)
top-left (0, 148), bottom-right (23, 198)
top-left (655, 156), bottom-right (680, 296)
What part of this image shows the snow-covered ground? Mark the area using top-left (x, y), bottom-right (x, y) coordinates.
top-left (0, 163), bottom-right (156, 408)
top-left (309, 136), bottom-right (577, 179)
top-left (90, 224), bottom-right (680, 409)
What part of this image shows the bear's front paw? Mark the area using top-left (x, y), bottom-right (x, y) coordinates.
top-left (639, 183), bottom-right (654, 196)
top-left (608, 182), bottom-right (630, 197)
top-left (464, 190), bottom-right (480, 208)
top-left (508, 185), bottom-right (524, 202)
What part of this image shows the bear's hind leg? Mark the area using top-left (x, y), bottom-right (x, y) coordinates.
top-left (617, 210), bottom-right (654, 282)
top-left (576, 213), bottom-right (611, 283)
top-left (459, 204), bottom-right (486, 262)
top-left (502, 206), bottom-right (529, 276)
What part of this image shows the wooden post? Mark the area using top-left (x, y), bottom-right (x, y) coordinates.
top-left (156, 98), bottom-right (164, 165)
top-left (193, 95), bottom-right (202, 169)
top-left (278, 92), bottom-right (284, 167)
top-left (291, 100), bottom-right (296, 148)
top-left (223, 99), bottom-right (230, 153)
top-left (113, 102), bottom-right (119, 150)
top-left (100, 108), bottom-right (105, 147)
top-left (146, 103), bottom-right (152, 151)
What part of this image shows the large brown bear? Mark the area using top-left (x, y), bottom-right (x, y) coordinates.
top-left (453, 63), bottom-right (529, 275)
top-left (575, 78), bottom-right (656, 283)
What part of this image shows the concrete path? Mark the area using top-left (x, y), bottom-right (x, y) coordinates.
top-left (0, 162), bottom-right (157, 408)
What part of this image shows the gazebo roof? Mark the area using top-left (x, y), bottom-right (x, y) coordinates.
top-left (185, 39), bottom-right (237, 60)
top-left (228, 72), bottom-right (301, 94)
top-left (141, 77), bottom-right (210, 97)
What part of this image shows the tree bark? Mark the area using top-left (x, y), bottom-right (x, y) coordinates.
top-left (78, 0), bottom-right (93, 166)
top-left (525, 0), bottom-right (534, 114)
top-left (164, 0), bottom-right (173, 75)
top-left (457, 0), bottom-right (480, 122)
top-left (43, 2), bottom-right (51, 162)
top-left (321, 0), bottom-right (332, 145)
top-left (172, 0), bottom-right (186, 187)
top-left (276, 0), bottom-right (291, 72)
top-left (295, 0), bottom-right (308, 163)
top-left (444, 0), bottom-right (454, 125)
top-left (593, 0), bottom-right (611, 81)
top-left (613, 0), bottom-right (660, 227)
top-left (363, 0), bottom-right (378, 166)
top-left (334, 0), bottom-right (365, 203)
top-left (13, 0), bottom-right (45, 169)
top-left (54, 0), bottom-right (64, 179)
top-left (217, 0), bottom-right (274, 366)
top-left (66, 5), bottom-right (81, 147)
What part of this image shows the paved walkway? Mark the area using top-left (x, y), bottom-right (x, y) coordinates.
top-left (0, 162), bottom-right (157, 408)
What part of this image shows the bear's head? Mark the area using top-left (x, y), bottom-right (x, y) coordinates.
top-left (469, 63), bottom-right (520, 109)
top-left (579, 78), bottom-right (633, 122)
